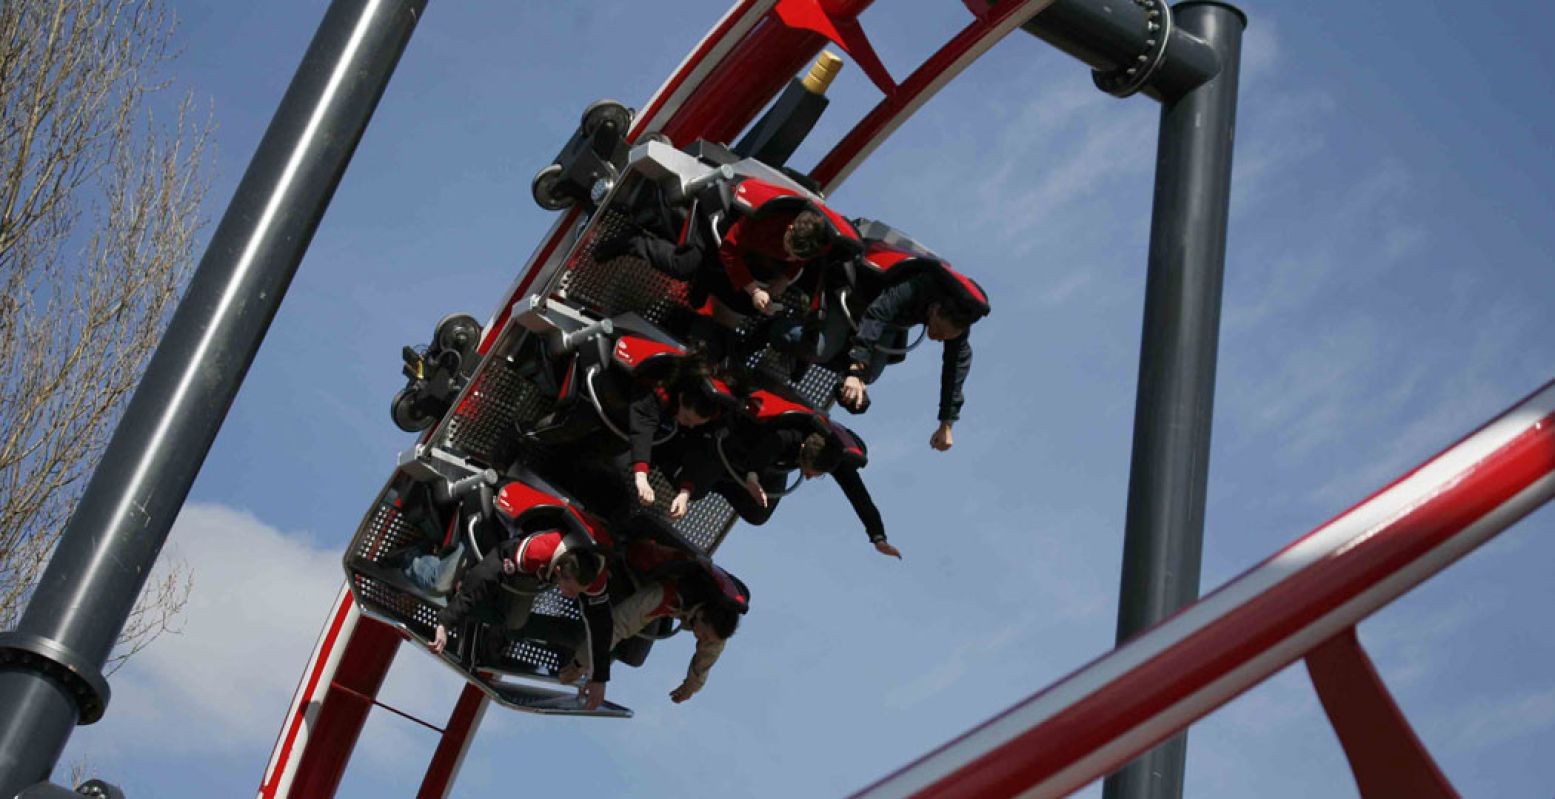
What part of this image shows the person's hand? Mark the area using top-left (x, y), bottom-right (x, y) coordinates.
top-left (840, 375), bottom-right (867, 409)
top-left (669, 489), bottom-right (691, 520)
top-left (874, 539), bottom-right (902, 559)
top-left (582, 680), bottom-right (606, 710)
top-left (634, 471), bottom-right (655, 506)
top-left (743, 472), bottom-right (768, 508)
top-left (930, 421), bottom-right (954, 451)
top-left (750, 287), bottom-right (774, 315)
top-left (500, 556), bottom-right (516, 575)
top-left (669, 681), bottom-right (697, 703)
top-left (558, 662), bottom-right (584, 685)
top-left (430, 624), bottom-right (448, 655)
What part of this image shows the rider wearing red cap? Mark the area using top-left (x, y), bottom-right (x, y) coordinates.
top-left (430, 522), bottom-right (615, 709)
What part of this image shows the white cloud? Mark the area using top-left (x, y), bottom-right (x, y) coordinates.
top-left (80, 504), bottom-right (343, 755)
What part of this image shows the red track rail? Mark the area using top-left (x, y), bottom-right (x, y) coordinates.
top-left (849, 379), bottom-right (1555, 798)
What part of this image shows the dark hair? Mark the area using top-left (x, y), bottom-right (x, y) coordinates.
top-left (933, 297), bottom-right (982, 330)
top-left (797, 432), bottom-right (842, 474)
top-left (784, 210), bottom-right (830, 259)
top-left (676, 386), bottom-right (723, 421)
top-left (556, 549), bottom-right (604, 587)
top-left (697, 602), bottom-right (741, 640)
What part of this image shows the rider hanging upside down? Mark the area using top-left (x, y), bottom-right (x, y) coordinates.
top-left (837, 251), bottom-right (991, 452)
top-left (525, 337), bottom-right (737, 523)
top-left (625, 362), bottom-right (737, 518)
top-left (430, 520), bottom-right (615, 710)
top-left (682, 392), bottom-right (900, 558)
top-left (595, 177), bottom-right (858, 361)
top-left (559, 537), bottom-right (749, 704)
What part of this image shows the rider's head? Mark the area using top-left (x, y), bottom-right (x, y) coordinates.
top-left (926, 298), bottom-right (980, 342)
top-left (797, 432), bottom-right (843, 478)
top-left (669, 347), bottom-right (725, 427)
top-left (783, 210), bottom-right (830, 260)
top-left (693, 602), bottom-right (741, 642)
top-left (675, 387), bottom-right (722, 427)
top-left (553, 550), bottom-right (605, 598)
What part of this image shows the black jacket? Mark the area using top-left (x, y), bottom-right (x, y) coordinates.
top-left (848, 273), bottom-right (973, 422)
top-left (730, 426), bottom-right (886, 543)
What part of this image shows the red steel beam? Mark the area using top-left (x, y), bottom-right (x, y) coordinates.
top-left (417, 683), bottom-right (490, 799)
top-left (283, 614), bottom-right (401, 799)
top-left (258, 587), bottom-right (405, 799)
top-left (814, 0), bottom-right (1057, 191)
top-left (1305, 627), bottom-right (1458, 799)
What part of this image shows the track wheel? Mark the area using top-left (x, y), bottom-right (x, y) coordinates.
top-left (391, 388), bottom-right (435, 433)
top-left (581, 100), bottom-right (631, 137)
top-left (434, 313), bottom-right (482, 356)
top-left (532, 164), bottom-right (573, 211)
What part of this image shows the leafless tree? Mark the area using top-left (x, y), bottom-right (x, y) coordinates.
top-left (0, 0), bottom-right (211, 674)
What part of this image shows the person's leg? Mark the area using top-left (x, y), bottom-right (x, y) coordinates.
top-left (509, 614), bottom-right (583, 648)
top-left (526, 399), bottom-right (605, 446)
top-left (565, 582), bottom-right (666, 677)
top-left (403, 545), bottom-right (466, 594)
top-left (637, 235), bottom-right (708, 282)
top-left (807, 301), bottom-right (853, 364)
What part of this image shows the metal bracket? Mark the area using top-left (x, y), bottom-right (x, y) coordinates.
top-left (0, 632), bottom-right (112, 725)
top-left (1092, 0), bottom-right (1173, 98)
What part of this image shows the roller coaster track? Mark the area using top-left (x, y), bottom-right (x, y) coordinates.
top-left (260, 3), bottom-right (1545, 797)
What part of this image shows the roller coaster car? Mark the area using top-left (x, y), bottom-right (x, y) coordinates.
top-left (353, 298), bottom-right (757, 717)
top-left (572, 137), bottom-right (875, 400)
top-left (349, 130), bottom-right (861, 718)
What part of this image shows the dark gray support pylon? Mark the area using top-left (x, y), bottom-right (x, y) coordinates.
top-left (1109, 4), bottom-right (1245, 799)
top-left (0, 1), bottom-right (428, 794)
top-left (1025, 2), bottom-right (1245, 798)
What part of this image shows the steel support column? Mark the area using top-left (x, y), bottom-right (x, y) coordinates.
top-left (1105, 5), bottom-right (1245, 799)
top-left (0, 1), bottom-right (427, 794)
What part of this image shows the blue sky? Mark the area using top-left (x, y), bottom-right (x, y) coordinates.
top-left (57, 1), bottom-right (1555, 797)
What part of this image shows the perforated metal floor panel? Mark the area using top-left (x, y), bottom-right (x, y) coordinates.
top-left (439, 359), bottom-right (553, 468)
top-left (558, 207), bottom-right (690, 326)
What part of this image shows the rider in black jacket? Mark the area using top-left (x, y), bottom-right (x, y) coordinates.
top-left (686, 422), bottom-right (901, 558)
top-left (838, 271), bottom-right (987, 452)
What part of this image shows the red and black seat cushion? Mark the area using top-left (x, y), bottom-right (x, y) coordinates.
top-left (860, 241), bottom-right (991, 319)
top-left (729, 177), bottom-right (862, 255)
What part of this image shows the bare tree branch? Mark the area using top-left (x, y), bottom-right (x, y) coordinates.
top-left (0, 0), bottom-right (210, 669)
